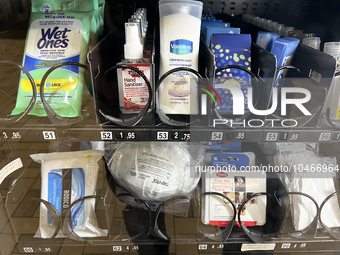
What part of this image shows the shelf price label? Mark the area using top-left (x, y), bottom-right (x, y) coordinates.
top-left (132, 246), bottom-right (139, 251)
top-left (126, 132), bottom-right (136, 140)
top-left (171, 132), bottom-right (179, 140)
top-left (157, 132), bottom-right (168, 140)
top-left (182, 132), bottom-right (190, 141)
top-left (112, 246), bottom-right (122, 252)
top-left (319, 133), bottom-right (331, 141)
top-left (281, 243), bottom-right (291, 249)
top-left (332, 133), bottom-right (340, 141)
top-left (23, 247), bottom-right (34, 253)
top-left (42, 131), bottom-right (56, 140)
top-left (289, 133), bottom-right (299, 141)
top-left (266, 133), bottom-right (278, 141)
top-left (115, 132), bottom-right (124, 140)
top-left (279, 132), bottom-right (289, 140)
top-left (236, 132), bottom-right (246, 141)
top-left (198, 244), bottom-right (207, 250)
top-left (101, 131), bottom-right (113, 140)
top-left (211, 132), bottom-right (223, 141)
top-left (11, 132), bottom-right (21, 139)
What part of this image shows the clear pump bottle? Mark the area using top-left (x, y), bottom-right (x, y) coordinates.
top-left (117, 22), bottom-right (151, 114)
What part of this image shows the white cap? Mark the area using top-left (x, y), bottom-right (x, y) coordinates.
top-left (124, 23), bottom-right (143, 59)
top-left (131, 15), bottom-right (146, 38)
top-left (134, 14), bottom-right (146, 33)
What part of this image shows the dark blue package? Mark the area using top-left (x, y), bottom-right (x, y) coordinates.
top-left (203, 27), bottom-right (241, 46)
top-left (211, 34), bottom-right (252, 113)
top-left (201, 21), bottom-right (229, 35)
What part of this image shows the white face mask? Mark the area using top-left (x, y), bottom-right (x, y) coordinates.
top-left (105, 142), bottom-right (205, 201)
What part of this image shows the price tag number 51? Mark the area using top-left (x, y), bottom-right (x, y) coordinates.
top-left (43, 131), bottom-right (56, 140)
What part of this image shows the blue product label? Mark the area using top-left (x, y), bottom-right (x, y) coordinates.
top-left (22, 18), bottom-right (82, 79)
top-left (170, 39), bottom-right (193, 55)
top-left (206, 142), bottom-right (241, 152)
top-left (47, 168), bottom-right (85, 230)
top-left (24, 54), bottom-right (80, 74)
top-left (211, 153), bottom-right (250, 169)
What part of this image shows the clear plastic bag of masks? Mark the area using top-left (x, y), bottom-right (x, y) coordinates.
top-left (104, 142), bottom-right (205, 201)
top-left (273, 142), bottom-right (317, 166)
top-left (260, 142), bottom-right (319, 156)
top-left (278, 154), bottom-right (340, 233)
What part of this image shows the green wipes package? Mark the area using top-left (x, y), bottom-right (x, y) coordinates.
top-left (11, 0), bottom-right (94, 117)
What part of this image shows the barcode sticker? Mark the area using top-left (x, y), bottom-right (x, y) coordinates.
top-left (241, 243), bottom-right (276, 252)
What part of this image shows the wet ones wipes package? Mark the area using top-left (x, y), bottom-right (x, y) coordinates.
top-left (202, 152), bottom-right (266, 227)
top-left (30, 150), bottom-right (107, 238)
top-left (12, 0), bottom-right (94, 117)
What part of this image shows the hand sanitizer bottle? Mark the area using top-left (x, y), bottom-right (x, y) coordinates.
top-left (117, 22), bottom-right (151, 114)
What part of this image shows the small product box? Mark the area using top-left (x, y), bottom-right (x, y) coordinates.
top-left (203, 26), bottom-right (241, 46)
top-left (201, 21), bottom-right (230, 35)
top-left (202, 152), bottom-right (266, 227)
top-left (270, 37), bottom-right (300, 87)
top-left (256, 31), bottom-right (281, 51)
top-left (211, 34), bottom-right (251, 113)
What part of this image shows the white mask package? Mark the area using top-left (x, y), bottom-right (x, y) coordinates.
top-left (30, 150), bottom-right (108, 239)
top-left (275, 143), bottom-right (340, 231)
top-left (104, 142), bottom-right (205, 201)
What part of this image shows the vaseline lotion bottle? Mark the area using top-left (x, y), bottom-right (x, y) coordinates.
top-left (158, 0), bottom-right (203, 115)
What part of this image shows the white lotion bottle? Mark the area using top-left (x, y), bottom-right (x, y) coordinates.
top-left (158, 0), bottom-right (203, 115)
top-left (117, 23), bottom-right (151, 114)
